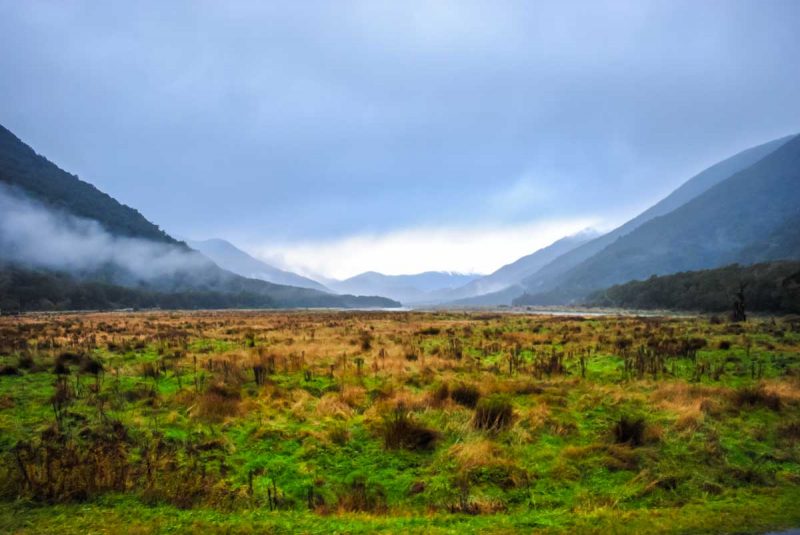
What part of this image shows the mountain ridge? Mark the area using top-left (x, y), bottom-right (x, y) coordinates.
top-left (433, 230), bottom-right (599, 305)
top-left (328, 270), bottom-right (482, 304)
top-left (517, 134), bottom-right (796, 298)
top-left (0, 124), bottom-right (179, 245)
top-left (0, 123), bottom-right (399, 310)
top-left (186, 238), bottom-right (330, 292)
top-left (516, 133), bottom-right (800, 305)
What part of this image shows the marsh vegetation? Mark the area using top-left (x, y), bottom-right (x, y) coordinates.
top-left (1, 310), bottom-right (799, 533)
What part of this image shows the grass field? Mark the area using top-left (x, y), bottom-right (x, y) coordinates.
top-left (1, 310), bottom-right (799, 534)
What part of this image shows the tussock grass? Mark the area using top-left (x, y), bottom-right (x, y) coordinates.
top-left (0, 310), bottom-right (799, 533)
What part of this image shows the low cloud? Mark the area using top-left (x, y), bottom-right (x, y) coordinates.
top-left (253, 218), bottom-right (599, 280)
top-left (0, 183), bottom-right (208, 280)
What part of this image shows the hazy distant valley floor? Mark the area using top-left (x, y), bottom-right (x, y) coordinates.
top-left (1, 310), bottom-right (800, 534)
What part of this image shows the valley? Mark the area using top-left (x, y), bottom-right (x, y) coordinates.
top-left (1, 4), bottom-right (799, 533)
top-left (1, 310), bottom-right (799, 533)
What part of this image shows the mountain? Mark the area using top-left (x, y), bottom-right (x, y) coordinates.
top-left (434, 230), bottom-right (598, 305)
top-left (0, 123), bottom-right (399, 310)
top-left (437, 284), bottom-right (526, 307)
top-left (328, 271), bottom-right (482, 304)
top-left (186, 238), bottom-right (329, 292)
top-left (0, 124), bottom-right (178, 244)
top-left (518, 134), bottom-right (796, 297)
top-left (585, 261), bottom-right (800, 314)
top-left (0, 260), bottom-right (398, 312)
top-left (515, 133), bottom-right (800, 305)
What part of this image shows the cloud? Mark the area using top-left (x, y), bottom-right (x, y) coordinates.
top-left (488, 172), bottom-right (555, 215)
top-left (0, 183), bottom-right (208, 280)
top-left (1, 0), bottom-right (798, 248)
top-left (6, 1), bottom-right (795, 281)
top-left (252, 217), bottom-right (598, 280)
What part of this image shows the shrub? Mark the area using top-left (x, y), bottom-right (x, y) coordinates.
top-left (327, 423), bottom-right (350, 445)
top-left (613, 415), bottom-right (646, 446)
top-left (473, 395), bottom-right (513, 431)
top-left (732, 386), bottom-right (781, 411)
top-left (778, 420), bottom-right (800, 440)
top-left (80, 357), bottom-right (104, 376)
top-left (337, 474), bottom-right (387, 513)
top-left (0, 365), bottom-right (19, 376)
top-left (141, 362), bottom-right (160, 380)
top-left (359, 330), bottom-right (373, 351)
top-left (417, 327), bottom-right (441, 336)
top-left (432, 383), bottom-right (450, 405)
top-left (55, 352), bottom-right (83, 366)
top-left (451, 384), bottom-right (481, 408)
top-left (382, 406), bottom-right (439, 450)
top-left (16, 353), bottom-right (35, 370)
top-left (196, 383), bottom-right (241, 421)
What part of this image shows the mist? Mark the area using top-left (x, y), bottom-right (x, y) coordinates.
top-left (0, 183), bottom-right (210, 281)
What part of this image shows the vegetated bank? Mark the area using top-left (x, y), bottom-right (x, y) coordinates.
top-left (585, 261), bottom-right (800, 314)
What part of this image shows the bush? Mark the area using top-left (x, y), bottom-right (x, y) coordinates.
top-left (417, 327), bottom-right (441, 336)
top-left (196, 383), bottom-right (241, 421)
top-left (0, 365), bottom-right (20, 376)
top-left (613, 415), bottom-right (646, 446)
top-left (80, 357), bottom-right (104, 376)
top-left (732, 386), bottom-right (781, 411)
top-left (56, 352), bottom-right (83, 366)
top-left (382, 406), bottom-right (438, 450)
top-left (337, 474), bottom-right (387, 512)
top-left (451, 384), bottom-right (481, 408)
top-left (432, 383), bottom-right (450, 405)
top-left (16, 353), bottom-right (35, 370)
top-left (473, 395), bottom-right (513, 431)
top-left (778, 420), bottom-right (800, 440)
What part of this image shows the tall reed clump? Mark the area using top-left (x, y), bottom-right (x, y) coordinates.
top-left (473, 395), bottom-right (513, 431)
top-left (451, 384), bottom-right (481, 408)
top-left (196, 382), bottom-right (241, 421)
top-left (381, 404), bottom-right (439, 450)
top-left (613, 415), bottom-right (646, 446)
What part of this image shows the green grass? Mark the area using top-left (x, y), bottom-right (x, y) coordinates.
top-left (1, 311), bottom-right (799, 533)
top-left (3, 487), bottom-right (800, 534)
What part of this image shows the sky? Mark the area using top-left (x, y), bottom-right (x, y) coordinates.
top-left (1, 1), bottom-right (799, 279)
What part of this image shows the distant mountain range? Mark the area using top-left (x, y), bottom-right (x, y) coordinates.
top-left (2, 120), bottom-right (798, 313)
top-left (183, 237), bottom-right (481, 305)
top-left (0, 124), bottom-right (399, 311)
top-left (186, 238), bottom-right (330, 292)
top-left (325, 271), bottom-right (481, 304)
top-left (434, 230), bottom-right (599, 306)
top-left (419, 133), bottom-right (798, 308)
top-left (514, 133), bottom-right (800, 305)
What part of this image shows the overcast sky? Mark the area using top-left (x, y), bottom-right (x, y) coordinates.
top-left (1, 1), bottom-right (799, 278)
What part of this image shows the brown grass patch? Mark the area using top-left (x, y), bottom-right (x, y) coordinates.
top-left (316, 393), bottom-right (354, 420)
top-left (193, 383), bottom-right (241, 421)
top-left (449, 439), bottom-right (529, 489)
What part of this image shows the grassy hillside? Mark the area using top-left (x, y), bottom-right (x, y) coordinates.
top-left (585, 261), bottom-right (800, 314)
